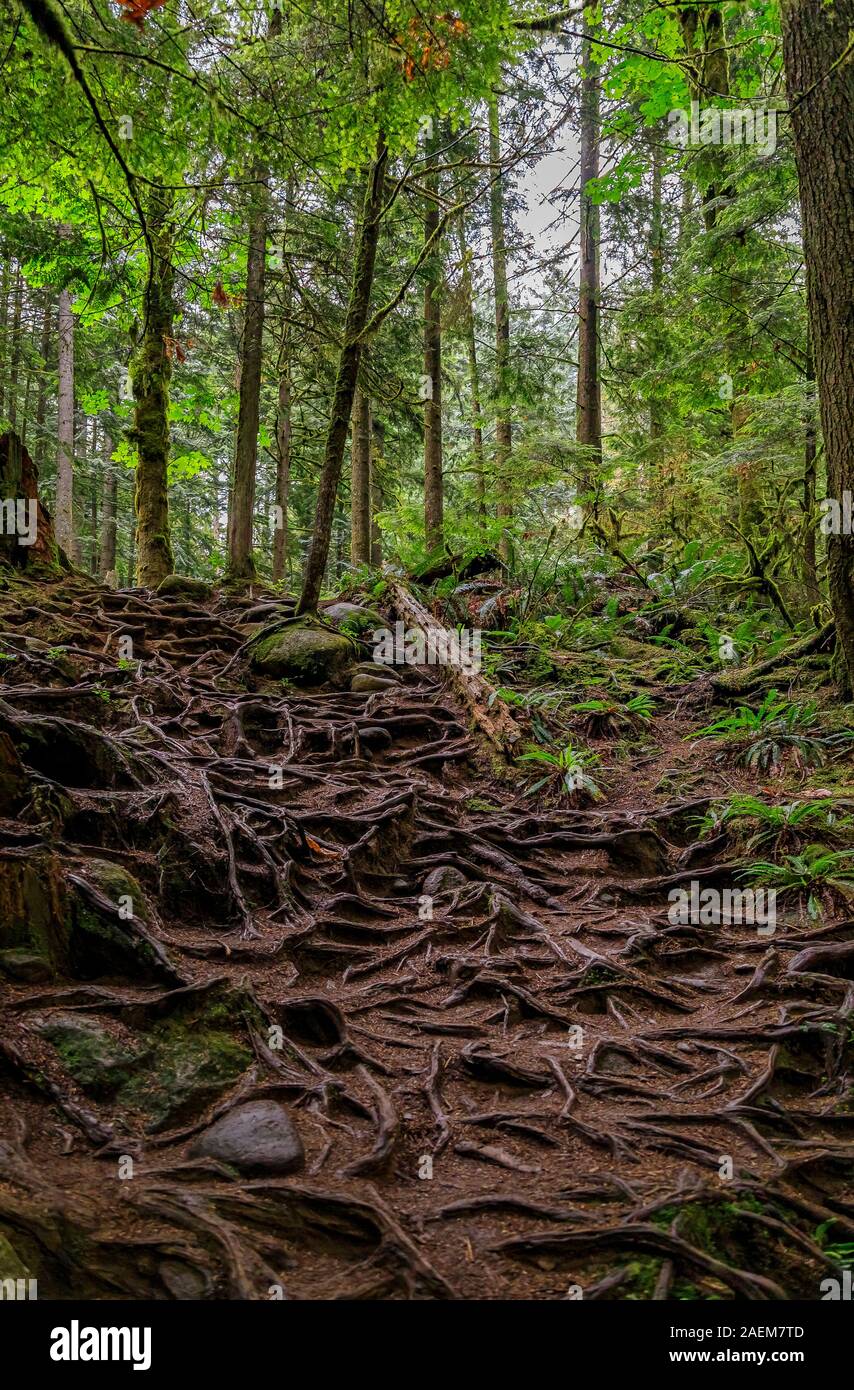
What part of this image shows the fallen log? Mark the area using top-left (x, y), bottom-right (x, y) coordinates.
top-left (711, 620), bottom-right (835, 696)
top-left (385, 575), bottom-right (524, 757)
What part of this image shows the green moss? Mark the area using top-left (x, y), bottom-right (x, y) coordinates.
top-left (37, 1015), bottom-right (148, 1098)
top-left (156, 574), bottom-right (212, 600)
top-left (249, 617), bottom-right (356, 685)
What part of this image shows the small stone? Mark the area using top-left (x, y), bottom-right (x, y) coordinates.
top-left (0, 948), bottom-right (52, 982)
top-left (423, 866), bottom-right (468, 896)
top-left (158, 1259), bottom-right (210, 1300)
top-left (350, 673), bottom-right (399, 693)
top-left (189, 1100), bottom-right (304, 1174)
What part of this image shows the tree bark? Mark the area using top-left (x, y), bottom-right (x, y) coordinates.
top-left (227, 174), bottom-right (268, 581)
top-left (34, 293), bottom-right (53, 472)
top-left (457, 219), bottom-right (487, 516)
top-left (296, 140), bottom-right (388, 615)
top-left (488, 94), bottom-right (514, 559)
top-left (423, 156), bottom-right (443, 550)
top-left (781, 0), bottom-right (854, 689)
top-left (130, 191), bottom-right (175, 587)
top-left (575, 12), bottom-right (602, 501)
top-left (55, 282), bottom-right (75, 559)
top-left (371, 410), bottom-right (384, 566)
top-left (99, 431), bottom-right (117, 579)
top-left (350, 384), bottom-right (372, 566)
top-left (7, 270), bottom-right (22, 429)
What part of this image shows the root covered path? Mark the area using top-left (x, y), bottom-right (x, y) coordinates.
top-left (0, 576), bottom-right (851, 1301)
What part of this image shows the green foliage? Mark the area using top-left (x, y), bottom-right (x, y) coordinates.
top-left (692, 691), bottom-right (852, 771)
top-left (516, 741), bottom-right (603, 803)
top-left (739, 846), bottom-right (854, 918)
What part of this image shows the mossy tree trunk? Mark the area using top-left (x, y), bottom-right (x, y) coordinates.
top-left (488, 94), bottom-right (513, 561)
top-left (227, 173), bottom-right (268, 582)
top-left (55, 280), bottom-right (75, 560)
top-left (781, 0), bottom-right (854, 691)
top-left (130, 190), bottom-right (175, 588)
top-left (457, 220), bottom-right (486, 518)
top-left (99, 431), bottom-right (117, 580)
top-left (575, 12), bottom-right (602, 510)
top-left (423, 151), bottom-right (443, 551)
top-left (296, 141), bottom-right (388, 616)
top-left (350, 384), bottom-right (371, 567)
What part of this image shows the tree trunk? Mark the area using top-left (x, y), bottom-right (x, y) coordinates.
top-left (227, 174), bottom-right (267, 581)
top-left (423, 156), bottom-right (443, 550)
top-left (350, 384), bottom-right (371, 566)
top-left (648, 129), bottom-right (665, 444)
top-left (272, 174), bottom-right (294, 585)
top-left (272, 352), bottom-right (291, 585)
top-left (371, 411), bottom-right (384, 566)
top-left (7, 270), bottom-right (22, 430)
top-left (801, 333), bottom-right (820, 610)
top-left (99, 431), bottom-right (117, 579)
top-left (457, 219), bottom-right (486, 516)
top-left (34, 293), bottom-right (53, 471)
top-left (781, 0), bottom-right (854, 689)
top-left (576, 13), bottom-right (602, 501)
top-left (130, 191), bottom-right (175, 587)
top-left (55, 283), bottom-right (75, 559)
top-left (296, 141), bottom-right (388, 616)
top-left (488, 94), bottom-right (513, 560)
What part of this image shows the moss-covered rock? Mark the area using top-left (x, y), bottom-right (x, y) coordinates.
top-left (35, 1013), bottom-right (149, 1098)
top-left (120, 1017), bottom-right (252, 1131)
top-left (156, 574), bottom-right (213, 601)
top-left (249, 617), bottom-right (356, 685)
top-left (320, 601), bottom-right (383, 636)
top-left (0, 948), bottom-right (52, 982)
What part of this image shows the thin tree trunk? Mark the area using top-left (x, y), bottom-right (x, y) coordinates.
top-left (576, 13), bottom-right (602, 502)
top-left (88, 419), bottom-right (99, 578)
top-left (227, 173), bottom-right (267, 581)
top-left (423, 156), bottom-right (443, 550)
top-left (350, 384), bottom-right (372, 566)
top-left (488, 94), bottom-right (513, 560)
top-left (457, 220), bottom-right (486, 516)
top-left (7, 270), bottom-right (23, 429)
top-left (34, 293), bottom-right (53, 471)
top-left (781, 0), bottom-right (854, 689)
top-left (801, 339), bottom-right (820, 610)
top-left (371, 411), bottom-right (384, 566)
top-left (296, 140), bottom-right (388, 616)
top-left (648, 130), bottom-right (665, 444)
top-left (100, 431), bottom-right (117, 579)
top-left (55, 282), bottom-right (75, 559)
top-left (0, 259), bottom-right (9, 417)
top-left (272, 352), bottom-right (291, 584)
top-left (130, 191), bottom-right (175, 587)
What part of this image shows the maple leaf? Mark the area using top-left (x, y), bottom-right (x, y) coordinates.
top-left (116, 0), bottom-right (167, 31)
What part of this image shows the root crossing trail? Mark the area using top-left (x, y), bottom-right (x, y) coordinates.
top-left (0, 576), bottom-right (851, 1301)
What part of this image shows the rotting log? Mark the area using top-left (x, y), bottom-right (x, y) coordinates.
top-left (385, 575), bottom-right (524, 757)
top-left (711, 620), bottom-right (835, 696)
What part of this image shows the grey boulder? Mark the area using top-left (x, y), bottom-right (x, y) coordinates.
top-left (189, 1100), bottom-right (305, 1174)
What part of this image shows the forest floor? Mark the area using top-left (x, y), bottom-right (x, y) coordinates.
top-left (0, 569), bottom-right (852, 1301)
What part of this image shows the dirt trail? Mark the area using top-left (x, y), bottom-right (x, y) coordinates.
top-left (0, 575), bottom-right (851, 1300)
